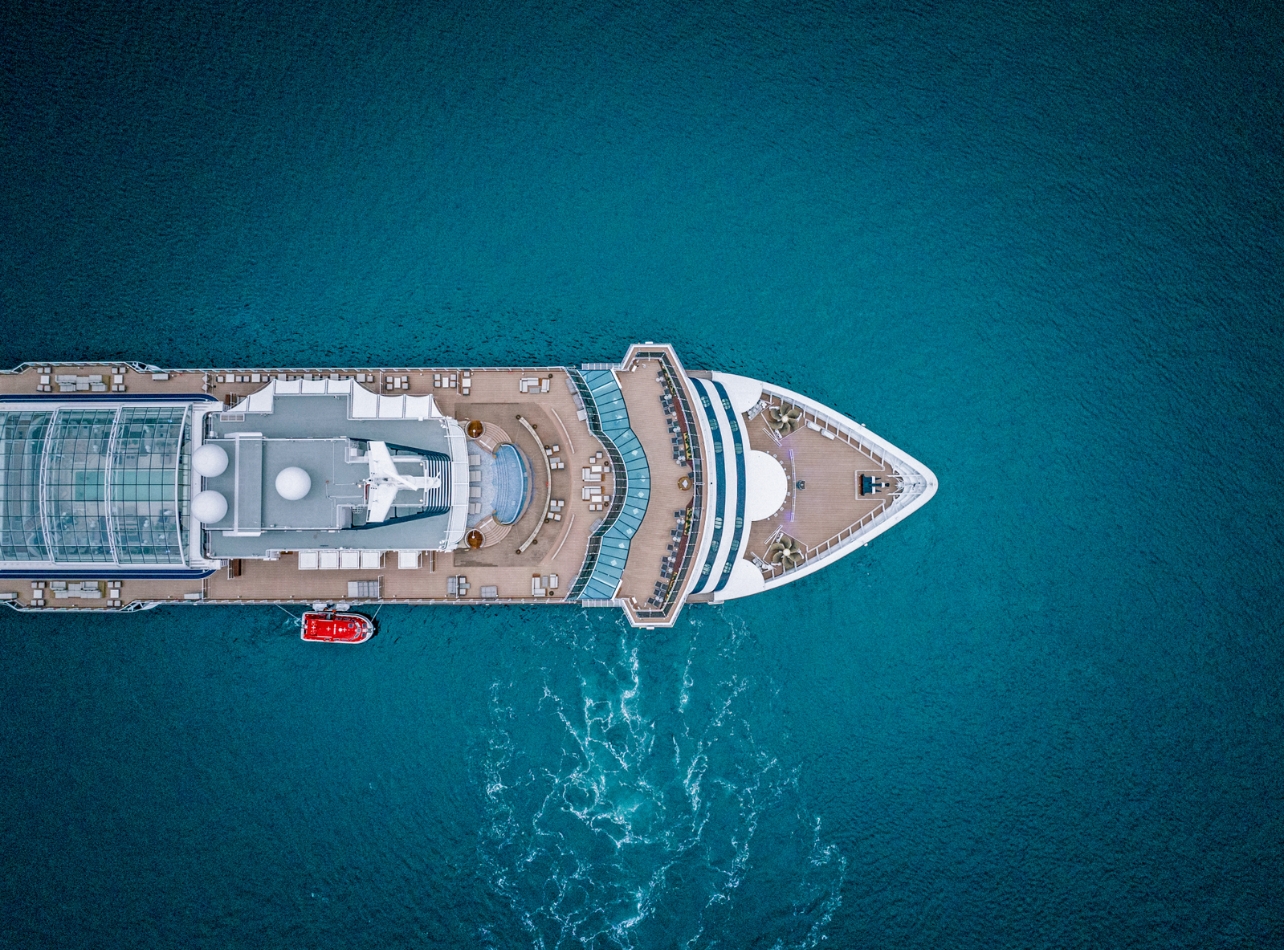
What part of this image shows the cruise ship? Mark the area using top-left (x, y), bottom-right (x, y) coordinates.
top-left (0, 344), bottom-right (936, 628)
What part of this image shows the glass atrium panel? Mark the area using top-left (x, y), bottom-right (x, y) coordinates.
top-left (0, 411), bottom-right (52, 560)
top-left (43, 410), bottom-right (116, 562)
top-left (110, 407), bottom-right (188, 564)
top-left (576, 370), bottom-right (651, 601)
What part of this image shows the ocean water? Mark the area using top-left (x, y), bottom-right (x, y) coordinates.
top-left (2, 1), bottom-right (1282, 947)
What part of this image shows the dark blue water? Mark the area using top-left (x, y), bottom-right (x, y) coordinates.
top-left (3, 1), bottom-right (1282, 946)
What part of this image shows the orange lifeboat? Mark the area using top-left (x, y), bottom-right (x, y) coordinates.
top-left (301, 611), bottom-right (374, 643)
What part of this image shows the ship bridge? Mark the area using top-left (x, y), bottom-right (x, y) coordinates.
top-left (685, 373), bottom-right (790, 601)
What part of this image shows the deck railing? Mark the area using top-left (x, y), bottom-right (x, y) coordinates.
top-left (628, 350), bottom-right (703, 622)
top-left (755, 391), bottom-right (930, 583)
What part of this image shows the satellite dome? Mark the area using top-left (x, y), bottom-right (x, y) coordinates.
top-left (191, 490), bottom-right (228, 524)
top-left (275, 466), bottom-right (311, 501)
top-left (192, 443), bottom-right (229, 478)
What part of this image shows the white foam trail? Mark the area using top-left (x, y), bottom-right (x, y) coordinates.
top-left (478, 608), bottom-right (845, 948)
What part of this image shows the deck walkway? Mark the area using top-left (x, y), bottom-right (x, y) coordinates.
top-left (741, 393), bottom-right (898, 580)
top-left (613, 357), bottom-right (697, 616)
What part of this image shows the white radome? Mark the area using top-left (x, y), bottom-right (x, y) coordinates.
top-left (192, 443), bottom-right (229, 478)
top-left (191, 490), bottom-right (228, 523)
top-left (275, 466), bottom-right (311, 501)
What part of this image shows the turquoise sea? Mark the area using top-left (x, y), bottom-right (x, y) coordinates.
top-left (2, 1), bottom-right (1282, 946)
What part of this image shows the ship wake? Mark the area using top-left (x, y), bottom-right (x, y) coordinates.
top-left (479, 611), bottom-right (845, 949)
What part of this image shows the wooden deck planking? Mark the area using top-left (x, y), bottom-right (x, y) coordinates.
top-left (742, 412), bottom-right (898, 573)
top-left (613, 358), bottom-right (696, 614)
top-left (1, 364), bottom-right (609, 608)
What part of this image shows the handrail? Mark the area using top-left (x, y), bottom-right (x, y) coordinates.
top-left (754, 395), bottom-right (888, 467)
top-left (102, 407), bottom-right (122, 565)
top-left (2, 360), bottom-right (163, 375)
top-left (35, 409), bottom-right (54, 566)
top-left (174, 406), bottom-right (191, 566)
top-left (3, 362), bottom-right (572, 376)
top-left (759, 501), bottom-right (888, 580)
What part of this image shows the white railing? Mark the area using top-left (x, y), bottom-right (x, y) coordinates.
top-left (755, 385), bottom-right (936, 587)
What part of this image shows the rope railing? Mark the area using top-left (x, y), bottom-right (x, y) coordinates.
top-left (759, 501), bottom-right (889, 580)
top-left (755, 393), bottom-right (889, 467)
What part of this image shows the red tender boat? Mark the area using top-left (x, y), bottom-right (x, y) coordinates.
top-left (301, 611), bottom-right (374, 643)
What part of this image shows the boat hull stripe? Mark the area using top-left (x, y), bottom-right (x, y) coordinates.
top-left (691, 377), bottom-right (728, 594)
top-left (711, 380), bottom-right (748, 593)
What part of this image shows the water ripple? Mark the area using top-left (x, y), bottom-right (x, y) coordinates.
top-left (479, 611), bottom-right (845, 949)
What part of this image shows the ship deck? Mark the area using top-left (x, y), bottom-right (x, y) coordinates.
top-left (0, 357), bottom-right (916, 621)
top-left (0, 359), bottom-right (701, 621)
top-left (740, 392), bottom-right (899, 582)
